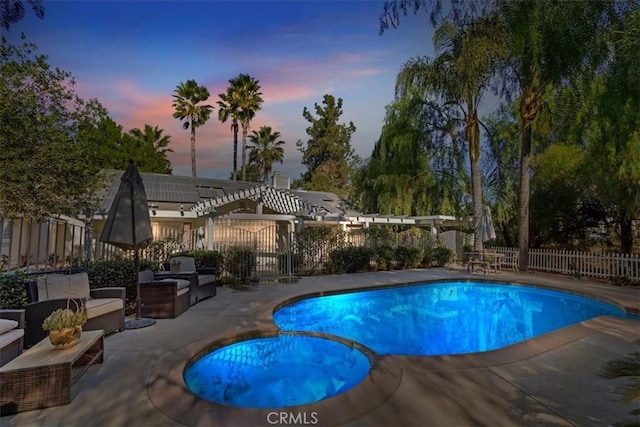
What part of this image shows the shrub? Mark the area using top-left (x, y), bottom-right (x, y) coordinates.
top-left (329, 246), bottom-right (372, 273)
top-left (421, 246), bottom-right (434, 267)
top-left (84, 259), bottom-right (156, 307)
top-left (223, 247), bottom-right (256, 279)
top-left (373, 245), bottom-right (395, 270)
top-left (432, 245), bottom-right (454, 267)
top-left (394, 246), bottom-right (423, 269)
top-left (0, 272), bottom-right (28, 309)
top-left (170, 250), bottom-right (224, 272)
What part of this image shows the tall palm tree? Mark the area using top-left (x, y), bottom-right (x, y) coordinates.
top-left (494, 0), bottom-right (624, 270)
top-left (224, 74), bottom-right (264, 181)
top-left (172, 79), bottom-right (213, 177)
top-left (1, 0), bottom-right (44, 30)
top-left (217, 85), bottom-right (241, 181)
top-left (396, 19), bottom-right (503, 251)
top-left (248, 125), bottom-right (286, 184)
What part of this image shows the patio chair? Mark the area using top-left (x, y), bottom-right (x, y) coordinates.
top-left (503, 250), bottom-right (520, 272)
top-left (138, 270), bottom-right (190, 319)
top-left (24, 272), bottom-right (125, 348)
top-left (466, 251), bottom-right (490, 274)
top-left (164, 257), bottom-right (216, 305)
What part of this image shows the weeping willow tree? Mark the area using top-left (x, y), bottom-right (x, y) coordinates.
top-left (353, 90), bottom-right (466, 216)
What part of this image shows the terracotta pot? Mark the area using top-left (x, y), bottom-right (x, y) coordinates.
top-left (49, 326), bottom-right (82, 349)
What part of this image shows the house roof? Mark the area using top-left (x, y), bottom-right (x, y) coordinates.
top-left (97, 170), bottom-right (470, 228)
top-left (99, 170), bottom-right (255, 212)
top-left (98, 171), bottom-right (350, 219)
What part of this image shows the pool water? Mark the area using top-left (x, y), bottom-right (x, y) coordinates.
top-left (184, 335), bottom-right (370, 408)
top-left (274, 281), bottom-right (633, 355)
top-left (185, 281), bottom-right (634, 408)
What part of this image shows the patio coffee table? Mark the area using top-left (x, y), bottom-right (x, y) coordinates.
top-left (0, 329), bottom-right (104, 416)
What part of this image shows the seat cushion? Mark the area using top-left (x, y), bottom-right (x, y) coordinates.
top-left (44, 273), bottom-right (91, 301)
top-left (85, 298), bottom-right (124, 319)
top-left (0, 329), bottom-right (23, 349)
top-left (197, 275), bottom-right (215, 286)
top-left (0, 319), bottom-right (18, 335)
top-left (159, 278), bottom-right (190, 291)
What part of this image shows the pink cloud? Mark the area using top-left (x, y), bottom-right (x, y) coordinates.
top-left (261, 83), bottom-right (315, 103)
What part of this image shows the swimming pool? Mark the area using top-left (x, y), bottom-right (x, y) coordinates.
top-left (184, 280), bottom-right (634, 408)
top-left (273, 281), bottom-right (633, 355)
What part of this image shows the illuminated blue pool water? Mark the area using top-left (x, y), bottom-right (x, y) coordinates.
top-left (184, 335), bottom-right (370, 408)
top-left (274, 281), bottom-right (634, 355)
top-left (185, 281), bottom-right (634, 408)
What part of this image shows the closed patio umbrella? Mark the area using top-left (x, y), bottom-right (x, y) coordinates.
top-left (99, 160), bottom-right (156, 329)
top-left (481, 205), bottom-right (497, 243)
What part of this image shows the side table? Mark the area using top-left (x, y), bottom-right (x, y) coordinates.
top-left (0, 329), bottom-right (104, 416)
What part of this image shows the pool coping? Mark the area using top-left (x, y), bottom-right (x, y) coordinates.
top-left (147, 276), bottom-right (640, 426)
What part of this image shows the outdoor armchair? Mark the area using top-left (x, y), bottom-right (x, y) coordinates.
top-left (138, 270), bottom-right (190, 318)
top-left (24, 272), bottom-right (125, 348)
top-left (165, 256), bottom-right (216, 305)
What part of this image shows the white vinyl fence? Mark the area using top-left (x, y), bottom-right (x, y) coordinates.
top-left (491, 246), bottom-right (639, 281)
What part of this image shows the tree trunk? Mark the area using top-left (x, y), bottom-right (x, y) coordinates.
top-left (619, 215), bottom-right (633, 254)
top-left (232, 120), bottom-right (238, 181)
top-left (241, 122), bottom-right (248, 182)
top-left (190, 123), bottom-right (197, 177)
top-left (517, 124), bottom-right (531, 271)
top-left (517, 86), bottom-right (540, 272)
top-left (468, 111), bottom-right (484, 252)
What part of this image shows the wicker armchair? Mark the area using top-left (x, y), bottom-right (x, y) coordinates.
top-left (24, 273), bottom-right (125, 348)
top-left (138, 270), bottom-right (190, 319)
top-left (163, 257), bottom-right (216, 305)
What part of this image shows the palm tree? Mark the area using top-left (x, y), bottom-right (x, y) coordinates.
top-left (128, 124), bottom-right (173, 174)
top-left (494, 0), bottom-right (625, 270)
top-left (221, 74), bottom-right (264, 181)
top-left (1, 0), bottom-right (44, 30)
top-left (248, 125), bottom-right (286, 184)
top-left (396, 19), bottom-right (503, 251)
top-left (172, 80), bottom-right (213, 177)
top-left (217, 86), bottom-right (241, 181)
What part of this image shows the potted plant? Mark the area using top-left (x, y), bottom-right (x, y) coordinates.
top-left (170, 259), bottom-right (182, 272)
top-left (42, 299), bottom-right (87, 349)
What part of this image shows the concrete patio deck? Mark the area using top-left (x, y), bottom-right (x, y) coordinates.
top-left (3, 268), bottom-right (639, 427)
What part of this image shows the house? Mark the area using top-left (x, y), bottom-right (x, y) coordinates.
top-left (0, 171), bottom-right (472, 274)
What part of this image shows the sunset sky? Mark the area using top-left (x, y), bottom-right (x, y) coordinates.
top-left (8, 0), bottom-right (434, 180)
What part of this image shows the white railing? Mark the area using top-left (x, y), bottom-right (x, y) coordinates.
top-left (491, 246), bottom-right (639, 281)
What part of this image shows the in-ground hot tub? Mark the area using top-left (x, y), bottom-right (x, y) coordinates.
top-left (183, 334), bottom-right (371, 408)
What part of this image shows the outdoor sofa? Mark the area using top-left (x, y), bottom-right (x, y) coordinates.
top-left (24, 272), bottom-right (125, 348)
top-left (0, 310), bottom-right (25, 367)
top-left (138, 269), bottom-right (190, 319)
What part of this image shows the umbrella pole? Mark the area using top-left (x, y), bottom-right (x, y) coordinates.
top-left (125, 249), bottom-right (156, 329)
top-left (135, 249), bottom-right (142, 319)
